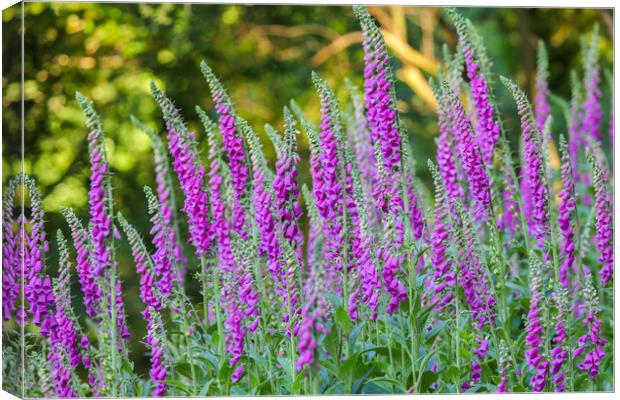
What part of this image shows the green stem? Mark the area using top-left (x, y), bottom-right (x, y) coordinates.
top-left (284, 269), bottom-right (297, 392)
top-left (109, 259), bottom-right (119, 396)
top-left (211, 262), bottom-right (225, 390)
top-left (200, 256), bottom-right (209, 329)
top-left (454, 292), bottom-right (461, 394)
top-left (176, 287), bottom-right (198, 394)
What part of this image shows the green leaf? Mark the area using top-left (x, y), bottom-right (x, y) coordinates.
top-left (292, 371), bottom-right (304, 394)
top-left (324, 382), bottom-right (344, 394)
top-left (348, 319), bottom-right (365, 347)
top-left (174, 361), bottom-right (194, 379)
top-left (198, 379), bottom-right (213, 396)
top-left (420, 370), bottom-right (438, 392)
top-left (323, 326), bottom-right (340, 361)
top-left (444, 366), bottom-right (460, 384)
top-left (335, 306), bottom-right (353, 335)
top-left (196, 352), bottom-right (218, 371)
top-left (166, 379), bottom-right (191, 394)
top-left (230, 385), bottom-right (249, 395)
top-left (352, 363), bottom-right (376, 393)
top-left (338, 353), bottom-right (359, 382)
top-left (361, 382), bottom-right (390, 394)
top-left (218, 360), bottom-right (232, 383)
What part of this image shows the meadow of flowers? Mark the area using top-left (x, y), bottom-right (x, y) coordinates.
top-left (1, 6), bottom-right (614, 396)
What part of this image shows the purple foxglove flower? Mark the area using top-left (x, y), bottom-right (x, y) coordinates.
top-left (54, 232), bottom-right (83, 369)
top-left (427, 162), bottom-right (455, 312)
top-left (290, 102), bottom-right (324, 273)
top-left (525, 255), bottom-right (547, 392)
top-left (610, 105), bottom-right (614, 148)
top-left (587, 152), bottom-right (613, 285)
top-left (470, 336), bottom-right (489, 384)
top-left (145, 186), bottom-right (178, 300)
top-left (118, 214), bottom-right (163, 311)
top-left (558, 137), bottom-right (576, 290)
top-left (550, 294), bottom-right (568, 392)
top-left (496, 341), bottom-right (511, 393)
top-left (144, 307), bottom-right (168, 396)
top-left (497, 373), bottom-right (508, 393)
top-left (46, 315), bottom-right (78, 398)
top-left (448, 8), bottom-right (501, 166)
top-left (497, 172), bottom-right (519, 236)
top-left (301, 184), bottom-right (324, 279)
top-left (2, 177), bottom-right (20, 321)
top-left (224, 301), bottom-right (245, 369)
top-left (231, 365), bottom-right (244, 383)
top-left (22, 176), bottom-right (54, 333)
top-left (114, 280), bottom-right (131, 343)
top-left (77, 93), bottom-right (130, 345)
top-left (205, 126), bottom-right (235, 272)
top-left (503, 78), bottom-right (549, 250)
top-left (432, 83), bottom-right (463, 203)
top-left (131, 116), bottom-right (187, 279)
top-left (217, 231), bottom-right (261, 381)
top-left (345, 79), bottom-right (378, 221)
top-left (274, 108), bottom-right (305, 267)
top-left (454, 202), bottom-right (495, 330)
top-left (201, 61), bottom-right (250, 239)
top-left (296, 267), bottom-right (330, 370)
top-left (355, 6), bottom-right (408, 313)
top-left (443, 82), bottom-right (491, 219)
top-left (573, 276), bottom-right (606, 379)
top-left (150, 83), bottom-right (211, 257)
top-left (85, 131), bottom-right (111, 277)
top-left (221, 232), bottom-right (261, 381)
top-left (534, 41), bottom-right (551, 133)
top-left (61, 207), bottom-right (102, 317)
top-left (406, 175), bottom-right (425, 242)
top-left (344, 150), bottom-right (381, 320)
top-left (312, 74), bottom-right (346, 286)
top-left (240, 118), bottom-right (297, 323)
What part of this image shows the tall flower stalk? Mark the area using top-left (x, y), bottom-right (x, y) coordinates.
top-left (201, 61), bottom-right (250, 239)
top-left (354, 6), bottom-right (408, 314)
top-left (428, 161), bottom-right (456, 313)
top-left (240, 117), bottom-right (296, 324)
top-left (311, 73), bottom-right (346, 291)
top-left (525, 254), bottom-right (548, 392)
top-left (586, 151), bottom-right (613, 285)
top-left (447, 8), bottom-right (501, 166)
top-left (431, 79), bottom-right (462, 204)
top-left (557, 136), bottom-right (576, 289)
top-left (150, 83), bottom-right (211, 258)
top-left (502, 77), bottom-right (550, 251)
top-left (60, 207), bottom-right (102, 318)
top-left (550, 288), bottom-right (569, 392)
top-left (2, 177), bottom-right (21, 322)
top-left (443, 81), bottom-right (491, 219)
top-left (453, 201), bottom-right (495, 330)
top-left (76, 92), bottom-right (129, 395)
top-left (274, 108), bottom-right (305, 267)
top-left (130, 116), bottom-right (187, 279)
top-left (573, 275), bottom-right (606, 379)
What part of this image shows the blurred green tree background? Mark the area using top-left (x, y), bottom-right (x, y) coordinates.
top-left (2, 3), bottom-right (613, 373)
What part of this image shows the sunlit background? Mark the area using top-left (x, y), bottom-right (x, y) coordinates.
top-left (2, 3), bottom-right (613, 373)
